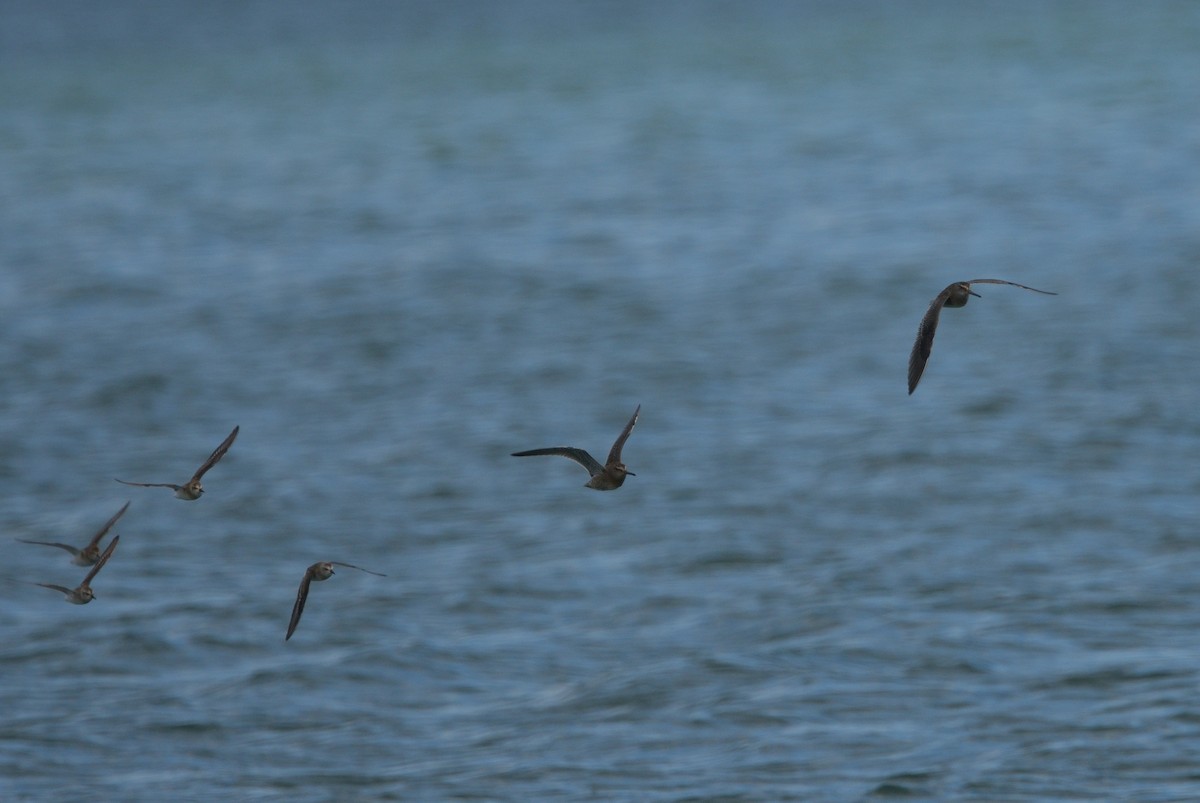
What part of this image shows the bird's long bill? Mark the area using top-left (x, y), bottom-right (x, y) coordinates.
top-left (968, 289), bottom-right (981, 297)
top-left (626, 470), bottom-right (636, 476)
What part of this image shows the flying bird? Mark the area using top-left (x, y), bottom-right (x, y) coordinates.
top-left (286, 561), bottom-right (387, 641)
top-left (511, 404), bottom-right (640, 491)
top-left (908, 280), bottom-right (1056, 395)
top-left (116, 425), bottom-right (239, 500)
top-left (18, 500), bottom-right (130, 566)
top-left (35, 535), bottom-right (120, 604)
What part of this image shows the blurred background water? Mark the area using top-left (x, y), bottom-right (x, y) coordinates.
top-left (2, 1), bottom-right (1199, 800)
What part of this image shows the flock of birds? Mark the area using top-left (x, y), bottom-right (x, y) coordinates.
top-left (19, 277), bottom-right (1055, 639)
top-left (17, 424), bottom-right (380, 640)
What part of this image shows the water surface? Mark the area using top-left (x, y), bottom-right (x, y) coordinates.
top-left (2, 2), bottom-right (1199, 800)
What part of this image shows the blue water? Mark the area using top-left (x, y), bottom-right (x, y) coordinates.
top-left (2, 2), bottom-right (1199, 800)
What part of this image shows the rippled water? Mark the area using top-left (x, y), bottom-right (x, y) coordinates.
top-left (2, 2), bottom-right (1199, 800)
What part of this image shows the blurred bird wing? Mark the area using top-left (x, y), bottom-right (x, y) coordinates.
top-left (606, 404), bottom-right (640, 465)
top-left (82, 535), bottom-right (119, 585)
top-left (907, 286), bottom-right (954, 394)
top-left (966, 279), bottom-right (1057, 295)
top-left (192, 425), bottom-right (240, 481)
top-left (286, 565), bottom-right (318, 640)
top-left (18, 539), bottom-right (82, 557)
top-left (511, 447), bottom-right (604, 477)
top-left (85, 500), bottom-right (130, 549)
top-left (328, 561), bottom-right (387, 577)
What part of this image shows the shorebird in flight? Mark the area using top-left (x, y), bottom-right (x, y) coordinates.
top-left (116, 425), bottom-right (239, 500)
top-left (18, 500), bottom-right (130, 566)
top-left (286, 561), bottom-right (387, 641)
top-left (511, 404), bottom-right (640, 491)
top-left (35, 535), bottom-right (120, 604)
top-left (908, 280), bottom-right (1056, 395)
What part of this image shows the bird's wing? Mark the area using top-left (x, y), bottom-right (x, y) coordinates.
top-left (328, 562), bottom-right (387, 577)
top-left (286, 565), bottom-right (317, 641)
top-left (192, 425), bottom-right (240, 481)
top-left (908, 285), bottom-right (954, 395)
top-left (82, 535), bottom-right (119, 585)
top-left (18, 539), bottom-right (82, 557)
top-left (511, 447), bottom-right (604, 477)
top-left (115, 479), bottom-right (181, 490)
top-left (85, 500), bottom-right (131, 549)
top-left (966, 279), bottom-right (1057, 295)
top-left (606, 404), bottom-right (640, 465)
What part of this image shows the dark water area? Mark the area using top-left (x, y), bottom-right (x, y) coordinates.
top-left (2, 2), bottom-right (1199, 800)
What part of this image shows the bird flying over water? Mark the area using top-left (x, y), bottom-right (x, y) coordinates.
top-left (511, 404), bottom-right (640, 491)
top-left (908, 280), bottom-right (1056, 395)
top-left (286, 561), bottom-right (387, 641)
top-left (18, 500), bottom-right (129, 566)
top-left (116, 425), bottom-right (239, 500)
top-left (34, 535), bottom-right (120, 604)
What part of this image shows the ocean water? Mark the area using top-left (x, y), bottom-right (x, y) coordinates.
top-left (2, 2), bottom-right (1199, 800)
